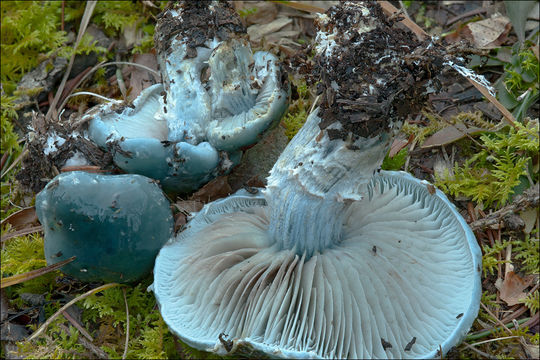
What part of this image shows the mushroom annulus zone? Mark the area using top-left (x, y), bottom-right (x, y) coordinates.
top-left (152, 2), bottom-right (482, 359)
top-left (35, 171), bottom-right (173, 283)
top-left (85, 1), bottom-right (289, 194)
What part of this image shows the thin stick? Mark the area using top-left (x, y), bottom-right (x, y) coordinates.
top-left (0, 146), bottom-right (28, 179)
top-left (62, 91), bottom-right (116, 105)
top-left (62, 309), bottom-right (93, 342)
top-left (57, 61), bottom-right (160, 117)
top-left (1, 225), bottom-right (43, 244)
top-left (122, 287), bottom-right (130, 360)
top-left (58, 323), bottom-right (108, 359)
top-left (470, 335), bottom-right (520, 347)
top-left (116, 54), bottom-right (128, 101)
top-left (461, 342), bottom-right (497, 359)
top-left (1, 256), bottom-right (75, 288)
top-left (27, 283), bottom-right (120, 341)
top-left (469, 187), bottom-right (539, 230)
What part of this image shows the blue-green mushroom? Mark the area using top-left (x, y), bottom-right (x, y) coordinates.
top-left (36, 171), bottom-right (173, 283)
top-left (85, 1), bottom-right (288, 194)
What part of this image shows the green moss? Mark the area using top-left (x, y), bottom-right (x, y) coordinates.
top-left (382, 148), bottom-right (408, 171)
top-left (281, 79), bottom-right (311, 140)
top-left (1, 232), bottom-right (59, 299)
top-left (436, 120), bottom-right (539, 209)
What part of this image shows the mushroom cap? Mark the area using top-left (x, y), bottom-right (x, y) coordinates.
top-left (36, 171), bottom-right (173, 283)
top-left (205, 42), bottom-right (289, 152)
top-left (86, 39), bottom-right (287, 194)
top-left (152, 173), bottom-right (481, 358)
top-left (87, 84), bottom-right (224, 194)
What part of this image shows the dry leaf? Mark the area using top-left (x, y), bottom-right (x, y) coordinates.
top-left (467, 14), bottom-right (512, 49)
top-left (127, 53), bottom-right (159, 101)
top-left (520, 208), bottom-right (538, 234)
top-left (0, 207), bottom-right (38, 231)
top-left (496, 271), bottom-right (535, 306)
top-left (422, 123), bottom-right (487, 148)
top-left (189, 176), bottom-right (232, 204)
top-left (175, 200), bottom-right (204, 214)
top-left (388, 138), bottom-right (410, 158)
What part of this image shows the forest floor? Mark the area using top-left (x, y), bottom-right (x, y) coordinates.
top-left (1, 1), bottom-right (539, 359)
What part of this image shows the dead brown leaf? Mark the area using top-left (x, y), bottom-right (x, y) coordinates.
top-left (422, 123), bottom-right (487, 148)
top-left (467, 14), bottom-right (511, 49)
top-left (496, 271), bottom-right (535, 306)
top-left (189, 176), bottom-right (232, 204)
top-left (174, 200), bottom-right (204, 214)
top-left (127, 53), bottom-right (159, 101)
top-left (388, 138), bottom-right (410, 158)
top-left (1, 207), bottom-right (39, 231)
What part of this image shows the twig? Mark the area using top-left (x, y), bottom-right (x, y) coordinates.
top-left (500, 305), bottom-right (529, 325)
top-left (57, 61), bottom-right (160, 118)
top-left (470, 335), bottom-right (520, 347)
top-left (116, 54), bottom-right (128, 101)
top-left (62, 309), bottom-right (93, 341)
top-left (27, 283), bottom-right (120, 341)
top-left (122, 287), bottom-right (129, 360)
top-left (0, 146), bottom-right (28, 179)
top-left (461, 342), bottom-right (497, 359)
top-left (58, 323), bottom-right (108, 359)
top-left (379, 1), bottom-right (428, 41)
top-left (469, 187), bottom-right (539, 231)
top-left (1, 256), bottom-right (75, 288)
top-left (523, 312), bottom-right (539, 329)
top-left (1, 225), bottom-right (43, 244)
top-left (481, 302), bottom-right (513, 335)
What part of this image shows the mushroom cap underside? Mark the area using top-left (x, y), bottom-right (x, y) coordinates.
top-left (152, 171), bottom-right (482, 359)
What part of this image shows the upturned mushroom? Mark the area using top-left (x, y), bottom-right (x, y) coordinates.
top-left (86, 1), bottom-right (288, 193)
top-left (152, 2), bottom-right (481, 359)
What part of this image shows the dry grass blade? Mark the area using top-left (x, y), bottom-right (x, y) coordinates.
top-left (1, 225), bottom-right (43, 244)
top-left (27, 283), bottom-right (120, 342)
top-left (122, 287), bottom-right (129, 360)
top-left (1, 256), bottom-right (75, 289)
top-left (57, 61), bottom-right (160, 117)
top-left (470, 335), bottom-right (521, 347)
top-left (46, 0), bottom-right (97, 122)
top-left (1, 146), bottom-right (28, 179)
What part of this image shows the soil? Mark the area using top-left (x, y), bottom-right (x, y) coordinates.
top-left (301, 2), bottom-right (461, 141)
top-left (155, 1), bottom-right (246, 59)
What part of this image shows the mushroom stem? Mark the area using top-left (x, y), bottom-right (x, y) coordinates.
top-left (264, 0), bottom-right (454, 258)
top-left (265, 108), bottom-right (393, 257)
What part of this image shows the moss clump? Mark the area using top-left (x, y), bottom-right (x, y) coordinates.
top-left (436, 119), bottom-right (538, 208)
top-left (281, 79), bottom-right (311, 140)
